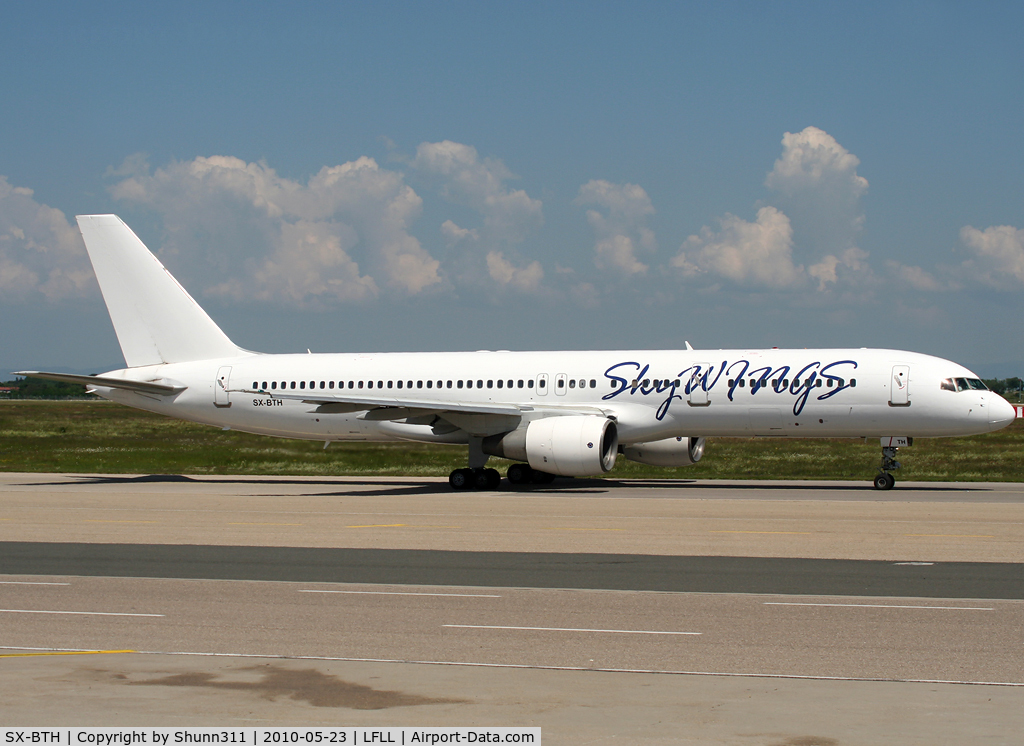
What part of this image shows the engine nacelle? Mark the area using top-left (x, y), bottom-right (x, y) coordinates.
top-left (483, 415), bottom-right (618, 476)
top-left (621, 436), bottom-right (705, 467)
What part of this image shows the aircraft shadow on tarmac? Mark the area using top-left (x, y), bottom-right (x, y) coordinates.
top-left (20, 473), bottom-right (986, 497)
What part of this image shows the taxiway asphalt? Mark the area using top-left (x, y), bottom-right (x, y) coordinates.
top-left (2, 473), bottom-right (1022, 743)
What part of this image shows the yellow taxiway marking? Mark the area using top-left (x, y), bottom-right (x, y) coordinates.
top-left (228, 522), bottom-right (304, 526)
top-left (84, 520), bottom-right (158, 524)
top-left (346, 523), bottom-right (408, 528)
top-left (0, 649), bottom-right (135, 658)
top-left (904, 533), bottom-right (994, 538)
top-left (710, 530), bottom-right (813, 535)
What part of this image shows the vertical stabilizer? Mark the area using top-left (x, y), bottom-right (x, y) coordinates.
top-left (77, 215), bottom-right (242, 367)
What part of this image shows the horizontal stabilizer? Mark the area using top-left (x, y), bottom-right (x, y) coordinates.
top-left (14, 371), bottom-right (186, 396)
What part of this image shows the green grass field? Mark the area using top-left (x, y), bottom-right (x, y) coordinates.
top-left (0, 400), bottom-right (1021, 481)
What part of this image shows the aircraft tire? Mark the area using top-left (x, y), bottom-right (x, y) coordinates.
top-left (873, 472), bottom-right (895, 491)
top-left (449, 468), bottom-right (472, 490)
top-left (507, 463), bottom-right (532, 485)
top-left (531, 470), bottom-right (556, 484)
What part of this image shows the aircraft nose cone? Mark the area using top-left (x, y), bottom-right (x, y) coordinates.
top-left (990, 396), bottom-right (1018, 429)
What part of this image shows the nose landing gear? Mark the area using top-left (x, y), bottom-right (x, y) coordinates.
top-left (873, 446), bottom-right (901, 490)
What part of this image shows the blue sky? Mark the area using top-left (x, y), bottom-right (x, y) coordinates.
top-left (3, 2), bottom-right (1023, 376)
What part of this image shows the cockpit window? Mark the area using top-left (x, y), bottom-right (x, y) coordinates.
top-left (941, 378), bottom-right (956, 392)
top-left (949, 377), bottom-right (989, 392)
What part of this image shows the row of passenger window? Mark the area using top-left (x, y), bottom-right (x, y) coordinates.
top-left (727, 377), bottom-right (856, 388)
top-left (252, 377), bottom-right (602, 392)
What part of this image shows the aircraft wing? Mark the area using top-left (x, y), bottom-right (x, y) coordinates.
top-left (14, 371), bottom-right (187, 396)
top-left (237, 387), bottom-right (613, 421)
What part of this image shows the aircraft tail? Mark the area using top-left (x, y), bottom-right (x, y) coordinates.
top-left (77, 215), bottom-right (243, 368)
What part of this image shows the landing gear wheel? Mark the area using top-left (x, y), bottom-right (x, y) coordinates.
top-left (507, 463), bottom-right (532, 485)
top-left (873, 472), bottom-right (896, 491)
top-left (449, 468), bottom-right (473, 491)
top-left (531, 470), bottom-right (556, 484)
top-left (472, 468), bottom-right (501, 490)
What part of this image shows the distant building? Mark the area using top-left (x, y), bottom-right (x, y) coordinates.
top-left (0, 387), bottom-right (16, 396)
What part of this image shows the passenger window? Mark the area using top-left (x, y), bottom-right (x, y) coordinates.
top-left (417, 381), bottom-right (422, 388)
top-left (478, 380), bottom-right (484, 388)
top-left (738, 379), bottom-right (745, 388)
top-left (310, 381), bottom-right (315, 389)
top-left (358, 381), bottom-right (363, 389)
top-left (252, 381), bottom-right (258, 389)
top-left (569, 379), bottom-right (576, 389)
top-left (590, 380), bottom-right (596, 388)
top-left (387, 381), bottom-right (393, 389)
top-left (793, 378), bottom-right (800, 387)
top-left (816, 379), bottom-right (822, 387)
top-left (397, 381), bottom-right (402, 389)
top-left (317, 381), bottom-right (323, 389)
top-left (271, 381), bottom-right (277, 390)
top-left (850, 379), bottom-right (857, 387)
top-left (458, 380), bottom-right (464, 389)
top-left (487, 380), bottom-right (493, 388)
top-left (771, 379), bottom-right (777, 387)
top-left (367, 381), bottom-right (373, 389)
top-left (427, 380), bottom-right (433, 389)
top-left (300, 381), bottom-right (306, 389)
top-left (827, 379), bottom-right (834, 388)
top-left (407, 381), bottom-right (413, 388)
top-left (447, 381), bottom-right (452, 389)
top-left (507, 380), bottom-right (513, 388)
top-left (497, 380), bottom-right (504, 389)
top-left (578, 379), bottom-right (585, 388)
top-left (643, 379), bottom-right (650, 387)
top-left (329, 381), bottom-right (334, 389)
top-left (290, 381), bottom-right (296, 389)
top-left (518, 380), bottom-right (524, 388)
top-left (528, 380), bottom-right (534, 388)
top-left (348, 381), bottom-right (354, 389)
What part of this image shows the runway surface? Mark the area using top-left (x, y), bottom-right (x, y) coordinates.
top-left (2, 473), bottom-right (1023, 743)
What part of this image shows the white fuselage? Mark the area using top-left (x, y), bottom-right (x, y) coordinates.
top-left (91, 347), bottom-right (1016, 444)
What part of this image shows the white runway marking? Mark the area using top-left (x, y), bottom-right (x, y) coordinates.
top-left (764, 602), bottom-right (993, 611)
top-left (444, 624), bottom-right (701, 635)
top-left (21, 646), bottom-right (1016, 687)
top-left (0, 609), bottom-right (163, 617)
top-left (0, 581), bottom-right (70, 585)
top-left (300, 590), bottom-right (501, 598)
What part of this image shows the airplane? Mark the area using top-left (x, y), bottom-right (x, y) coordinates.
top-left (17, 215), bottom-right (1017, 491)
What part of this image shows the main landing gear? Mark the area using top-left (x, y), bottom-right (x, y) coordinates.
top-left (506, 463), bottom-right (556, 485)
top-left (873, 446), bottom-right (901, 491)
top-left (447, 464), bottom-right (557, 491)
top-left (449, 467), bottom-right (501, 491)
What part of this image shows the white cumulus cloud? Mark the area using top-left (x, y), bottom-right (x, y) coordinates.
top-left (486, 251), bottom-right (544, 292)
top-left (414, 141), bottom-right (543, 243)
top-left (575, 180), bottom-right (655, 276)
top-left (958, 224), bottom-right (1024, 289)
top-left (0, 176), bottom-right (93, 303)
top-left (673, 206), bottom-right (804, 289)
top-left (111, 155), bottom-right (441, 306)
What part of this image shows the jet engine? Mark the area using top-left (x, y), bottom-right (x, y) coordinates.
top-left (483, 415), bottom-right (618, 476)
top-left (621, 436), bottom-right (705, 467)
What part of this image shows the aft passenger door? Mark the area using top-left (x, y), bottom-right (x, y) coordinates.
top-left (215, 366), bottom-right (232, 408)
top-left (890, 365), bottom-right (910, 406)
